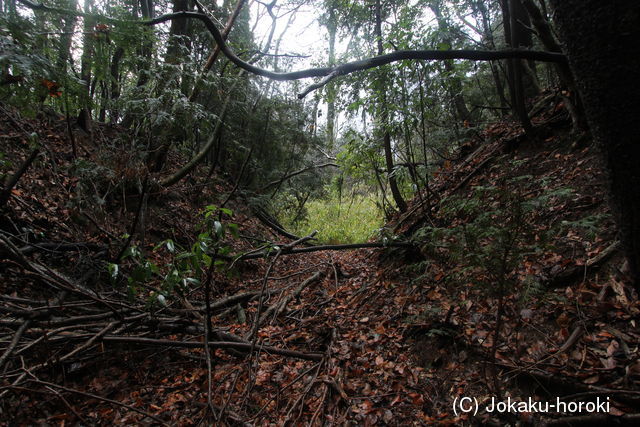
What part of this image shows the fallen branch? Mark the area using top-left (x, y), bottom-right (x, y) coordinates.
top-left (102, 337), bottom-right (323, 361)
top-left (248, 231), bottom-right (317, 346)
top-left (392, 142), bottom-right (507, 233)
top-left (251, 204), bottom-right (304, 241)
top-left (0, 147), bottom-right (39, 208)
top-left (545, 240), bottom-right (621, 289)
top-left (237, 241), bottom-right (413, 260)
top-left (207, 287), bottom-right (284, 312)
top-left (499, 363), bottom-right (640, 408)
top-left (18, 241), bottom-right (107, 256)
top-left (25, 378), bottom-right (169, 426)
top-left (0, 320), bottom-right (31, 369)
top-left (448, 145), bottom-right (501, 194)
top-left (0, 233), bottom-right (122, 311)
top-left (59, 321), bottom-right (119, 363)
top-left (555, 322), bottom-right (586, 354)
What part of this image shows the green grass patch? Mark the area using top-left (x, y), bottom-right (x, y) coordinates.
top-left (286, 194), bottom-right (384, 244)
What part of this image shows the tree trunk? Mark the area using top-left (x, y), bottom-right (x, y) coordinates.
top-left (509, 0), bottom-right (538, 98)
top-left (325, 5), bottom-right (337, 150)
top-left (501, 0), bottom-right (533, 135)
top-left (55, 0), bottom-right (76, 72)
top-left (549, 0), bottom-right (640, 286)
top-left (108, 46), bottom-right (124, 123)
top-left (429, 0), bottom-right (472, 125)
top-left (164, 0), bottom-right (190, 65)
top-left (375, 0), bottom-right (407, 213)
top-left (120, 0), bottom-right (154, 128)
top-left (521, 0), bottom-right (587, 131)
top-left (136, 0), bottom-right (154, 88)
top-left (473, 0), bottom-right (509, 114)
top-left (78, 0), bottom-right (95, 134)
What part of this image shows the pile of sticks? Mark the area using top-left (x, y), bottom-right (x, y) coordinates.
top-left (0, 230), bottom-right (328, 422)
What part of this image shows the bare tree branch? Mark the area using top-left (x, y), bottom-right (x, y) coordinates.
top-left (259, 163), bottom-right (338, 192)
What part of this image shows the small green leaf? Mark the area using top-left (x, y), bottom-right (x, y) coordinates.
top-left (122, 245), bottom-right (140, 259)
top-left (213, 221), bottom-right (224, 238)
top-left (107, 263), bottom-right (119, 280)
top-left (176, 251), bottom-right (195, 260)
top-left (202, 253), bottom-right (212, 267)
top-left (148, 262), bottom-right (160, 274)
top-left (204, 204), bottom-right (217, 218)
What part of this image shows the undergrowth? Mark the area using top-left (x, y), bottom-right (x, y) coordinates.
top-left (286, 193), bottom-right (383, 244)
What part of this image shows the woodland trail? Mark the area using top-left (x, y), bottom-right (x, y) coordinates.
top-left (2, 101), bottom-right (640, 425)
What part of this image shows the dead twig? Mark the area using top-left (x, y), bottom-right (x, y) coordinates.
top-left (0, 320), bottom-right (31, 370)
top-left (259, 271), bottom-right (323, 325)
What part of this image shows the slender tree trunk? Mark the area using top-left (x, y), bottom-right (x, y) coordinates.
top-left (549, 1), bottom-right (640, 286)
top-left (33, 9), bottom-right (48, 52)
top-left (160, 78), bottom-right (241, 187)
top-left (78, 0), bottom-right (95, 134)
top-left (430, 0), bottom-right (472, 125)
top-left (165, 0), bottom-right (190, 65)
top-left (501, 0), bottom-right (533, 135)
top-left (109, 46), bottom-right (124, 123)
top-left (136, 0), bottom-right (154, 88)
top-left (473, 0), bottom-right (509, 114)
top-left (375, 0), bottom-right (407, 213)
top-left (120, 0), bottom-right (154, 128)
top-left (520, 0), bottom-right (587, 131)
top-left (56, 0), bottom-right (76, 72)
top-left (510, 0), bottom-right (538, 97)
top-left (325, 6), bottom-right (338, 150)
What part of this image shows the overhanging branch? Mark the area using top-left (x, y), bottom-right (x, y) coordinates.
top-left (16, 2), bottom-right (568, 98)
top-left (146, 11), bottom-right (567, 98)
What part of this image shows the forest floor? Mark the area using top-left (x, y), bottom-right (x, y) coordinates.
top-left (1, 96), bottom-right (640, 426)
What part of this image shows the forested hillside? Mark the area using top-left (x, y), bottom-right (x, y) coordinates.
top-left (1, 0), bottom-right (639, 425)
